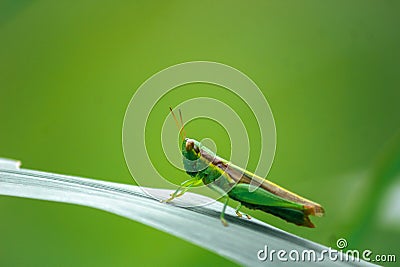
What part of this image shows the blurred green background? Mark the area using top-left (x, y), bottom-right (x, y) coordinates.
top-left (1, 0), bottom-right (399, 266)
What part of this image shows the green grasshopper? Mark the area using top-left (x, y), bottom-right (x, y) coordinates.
top-left (164, 108), bottom-right (324, 227)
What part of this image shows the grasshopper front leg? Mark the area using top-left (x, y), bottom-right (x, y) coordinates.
top-left (207, 183), bottom-right (232, 226)
top-left (220, 196), bottom-right (229, 226)
top-left (162, 177), bottom-right (202, 203)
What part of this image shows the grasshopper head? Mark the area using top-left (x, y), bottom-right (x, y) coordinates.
top-left (181, 138), bottom-right (204, 176)
top-left (182, 138), bottom-right (200, 161)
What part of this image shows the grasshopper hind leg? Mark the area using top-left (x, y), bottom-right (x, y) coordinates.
top-left (235, 203), bottom-right (243, 217)
top-left (235, 203), bottom-right (251, 220)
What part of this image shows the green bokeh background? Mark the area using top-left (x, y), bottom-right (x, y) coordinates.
top-left (1, 1), bottom-right (399, 266)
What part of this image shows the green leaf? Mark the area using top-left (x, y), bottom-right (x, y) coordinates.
top-left (0, 158), bottom-right (376, 266)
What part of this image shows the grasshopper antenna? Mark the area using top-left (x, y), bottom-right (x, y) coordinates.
top-left (169, 107), bottom-right (185, 141)
top-left (178, 109), bottom-right (187, 139)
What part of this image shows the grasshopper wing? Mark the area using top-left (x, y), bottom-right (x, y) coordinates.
top-left (200, 151), bottom-right (324, 217)
top-left (228, 183), bottom-right (316, 227)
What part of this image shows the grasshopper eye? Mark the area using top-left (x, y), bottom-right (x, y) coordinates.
top-left (185, 140), bottom-right (194, 151)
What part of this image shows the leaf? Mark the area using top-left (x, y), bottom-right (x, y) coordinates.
top-left (0, 158), bottom-right (375, 266)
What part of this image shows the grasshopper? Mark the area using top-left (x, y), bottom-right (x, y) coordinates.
top-left (164, 108), bottom-right (324, 227)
